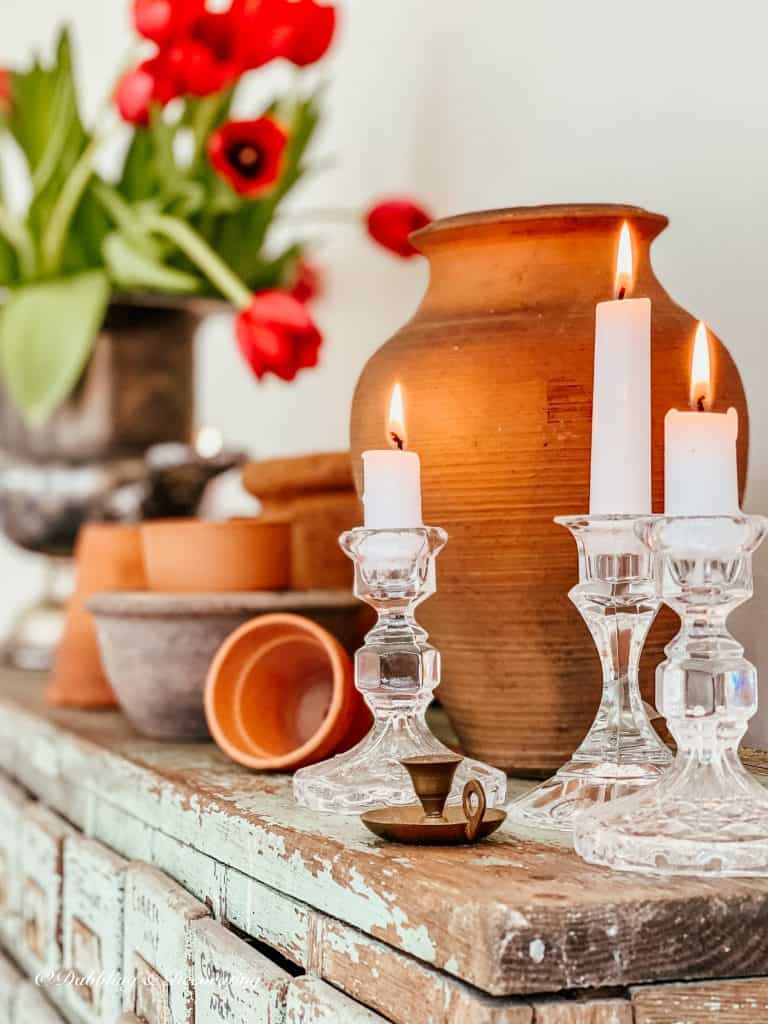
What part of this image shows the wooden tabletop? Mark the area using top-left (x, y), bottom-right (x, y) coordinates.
top-left (2, 670), bottom-right (768, 1000)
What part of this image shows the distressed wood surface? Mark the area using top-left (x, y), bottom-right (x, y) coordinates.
top-left (62, 834), bottom-right (128, 1024)
top-left (122, 864), bottom-right (209, 1024)
top-left (285, 977), bottom-right (388, 1024)
top-left (192, 918), bottom-right (290, 1024)
top-left (18, 804), bottom-right (74, 980)
top-left (2, 676), bottom-right (768, 999)
top-left (0, 778), bottom-right (29, 958)
top-left (12, 980), bottom-right (64, 1023)
top-left (631, 976), bottom-right (768, 1022)
top-left (0, 950), bottom-right (22, 1024)
top-left (314, 917), bottom-right (532, 1024)
top-left (529, 995), bottom-right (633, 1023)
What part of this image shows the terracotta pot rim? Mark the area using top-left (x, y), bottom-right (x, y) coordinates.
top-left (87, 589), bottom-right (356, 617)
top-left (205, 611), bottom-right (353, 770)
top-left (411, 203), bottom-right (669, 250)
top-left (140, 517), bottom-right (282, 534)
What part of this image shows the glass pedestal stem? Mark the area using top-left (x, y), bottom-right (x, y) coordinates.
top-left (575, 514), bottom-right (768, 876)
top-left (508, 514), bottom-right (671, 832)
top-left (293, 526), bottom-right (507, 814)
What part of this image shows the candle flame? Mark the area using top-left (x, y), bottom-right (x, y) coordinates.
top-left (614, 222), bottom-right (633, 299)
top-left (690, 321), bottom-right (713, 411)
top-left (388, 383), bottom-right (407, 450)
top-left (195, 425), bottom-right (224, 459)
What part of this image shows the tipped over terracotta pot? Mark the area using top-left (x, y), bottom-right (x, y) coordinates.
top-left (205, 613), bottom-right (370, 770)
top-left (141, 518), bottom-right (291, 592)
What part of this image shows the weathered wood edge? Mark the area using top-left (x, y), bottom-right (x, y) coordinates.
top-left (3, 681), bottom-right (768, 999)
top-left (630, 976), bottom-right (768, 1023)
top-left (0, 782), bottom-right (638, 1024)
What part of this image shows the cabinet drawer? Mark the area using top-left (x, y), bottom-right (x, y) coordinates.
top-left (123, 864), bottom-right (210, 1024)
top-left (286, 977), bottom-right (388, 1023)
top-left (0, 778), bottom-right (30, 955)
top-left (12, 981), bottom-right (63, 1024)
top-left (193, 919), bottom-right (290, 1024)
top-left (18, 805), bottom-right (74, 979)
top-left (62, 834), bottom-right (128, 1024)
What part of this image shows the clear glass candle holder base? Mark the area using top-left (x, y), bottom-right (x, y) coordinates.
top-left (573, 756), bottom-right (768, 876)
top-left (293, 702), bottom-right (506, 813)
top-left (508, 515), bottom-right (672, 833)
top-left (510, 756), bottom-right (669, 833)
top-left (293, 526), bottom-right (507, 815)
top-left (575, 514), bottom-right (768, 876)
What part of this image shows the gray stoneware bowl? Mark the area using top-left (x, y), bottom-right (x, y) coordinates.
top-left (87, 590), bottom-right (362, 740)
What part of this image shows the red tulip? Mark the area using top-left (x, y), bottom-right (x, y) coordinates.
top-left (282, 0), bottom-right (336, 66)
top-left (166, 36), bottom-right (238, 96)
top-left (235, 290), bottom-right (322, 382)
top-left (114, 58), bottom-right (179, 125)
top-left (289, 259), bottom-right (322, 303)
top-left (0, 70), bottom-right (11, 117)
top-left (207, 118), bottom-right (287, 196)
top-left (132, 0), bottom-right (204, 44)
top-left (366, 198), bottom-right (432, 259)
top-left (234, 0), bottom-right (336, 70)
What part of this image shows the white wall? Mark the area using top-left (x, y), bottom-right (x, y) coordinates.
top-left (3, 0), bottom-right (768, 738)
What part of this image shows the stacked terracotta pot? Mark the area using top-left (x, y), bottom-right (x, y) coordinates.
top-left (241, 451), bottom-right (361, 590)
top-left (48, 451), bottom-right (370, 771)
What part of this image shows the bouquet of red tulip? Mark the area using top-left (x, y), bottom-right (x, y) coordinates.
top-left (0, 0), bottom-right (430, 423)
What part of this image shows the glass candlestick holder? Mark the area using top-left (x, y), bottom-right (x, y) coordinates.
top-left (575, 514), bottom-right (768, 876)
top-left (509, 515), bottom-right (672, 832)
top-left (293, 526), bottom-right (507, 814)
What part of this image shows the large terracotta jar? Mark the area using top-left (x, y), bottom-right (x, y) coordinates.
top-left (350, 204), bottom-right (749, 776)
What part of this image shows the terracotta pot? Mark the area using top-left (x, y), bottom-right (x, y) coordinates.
top-left (89, 590), bottom-right (365, 740)
top-left (243, 453), bottom-right (360, 589)
top-left (48, 523), bottom-right (146, 708)
top-left (141, 518), bottom-right (291, 592)
top-left (261, 492), bottom-right (360, 590)
top-left (350, 204), bottom-right (749, 775)
top-left (205, 612), bottom-right (369, 770)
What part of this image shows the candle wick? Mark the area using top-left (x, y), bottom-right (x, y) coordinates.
top-left (617, 285), bottom-right (626, 300)
top-left (390, 431), bottom-right (404, 451)
top-left (696, 395), bottom-right (706, 412)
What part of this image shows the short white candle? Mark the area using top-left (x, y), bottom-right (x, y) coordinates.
top-left (362, 450), bottom-right (422, 529)
top-left (362, 383), bottom-right (423, 529)
top-left (665, 409), bottom-right (739, 516)
top-left (589, 223), bottom-right (652, 515)
top-left (664, 322), bottom-right (739, 516)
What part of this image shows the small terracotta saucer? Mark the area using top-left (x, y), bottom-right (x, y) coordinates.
top-left (361, 754), bottom-right (507, 845)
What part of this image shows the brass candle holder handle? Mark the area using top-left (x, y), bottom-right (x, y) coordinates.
top-left (462, 779), bottom-right (486, 842)
top-left (360, 754), bottom-right (506, 845)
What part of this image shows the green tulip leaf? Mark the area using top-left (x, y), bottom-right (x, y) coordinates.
top-left (103, 232), bottom-right (201, 294)
top-left (0, 269), bottom-right (109, 424)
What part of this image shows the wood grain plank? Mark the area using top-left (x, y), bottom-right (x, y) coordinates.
top-left (12, 981), bottom-right (63, 1024)
top-left (122, 863), bottom-right (210, 1024)
top-left (62, 834), bottom-right (128, 1024)
top-left (0, 777), bottom-right (30, 959)
top-left (0, 950), bottom-right (22, 1024)
top-left (17, 804), bottom-right (75, 981)
top-left (286, 977), bottom-right (388, 1024)
top-left (530, 995), bottom-right (633, 1022)
top-left (3, 676), bottom-right (768, 997)
top-left (631, 977), bottom-right (768, 1023)
top-left (192, 918), bottom-right (290, 1024)
top-left (224, 865), bottom-right (312, 968)
top-left (314, 916), bottom-right (532, 1024)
